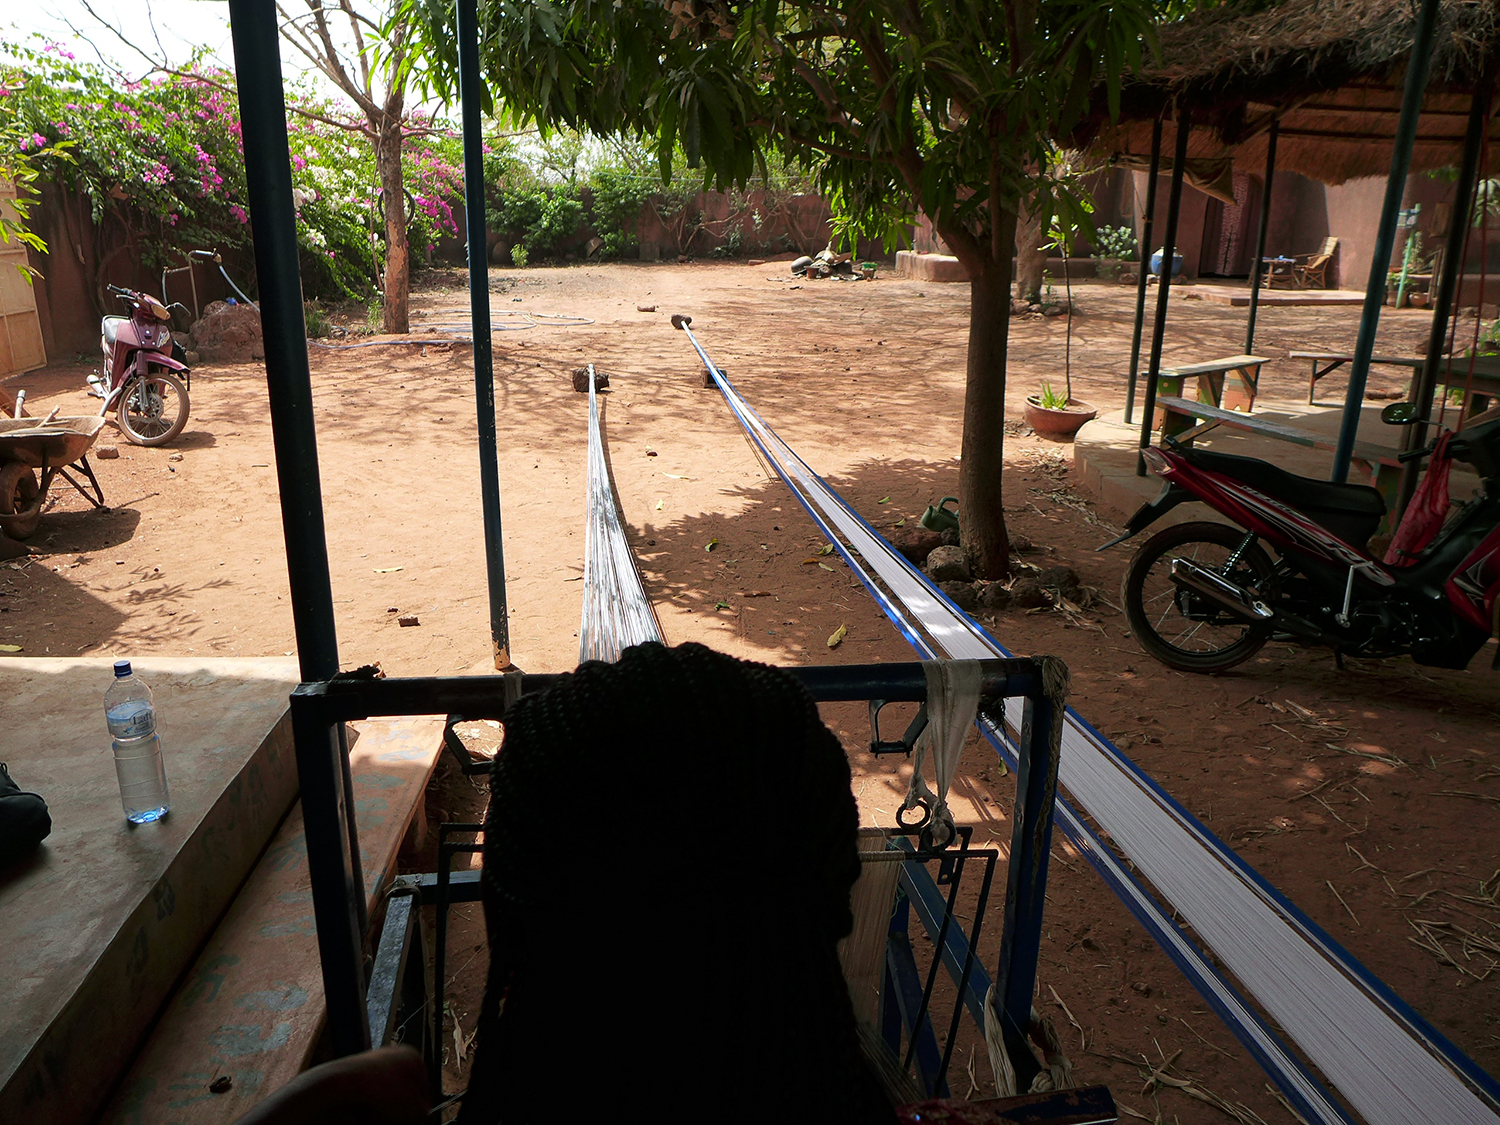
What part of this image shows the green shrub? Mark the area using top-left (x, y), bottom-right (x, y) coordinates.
top-left (304, 302), bottom-right (332, 338)
top-left (510, 244), bottom-right (529, 268)
top-left (1094, 225), bottom-right (1138, 261)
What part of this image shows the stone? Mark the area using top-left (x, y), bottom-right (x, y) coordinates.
top-left (1010, 578), bottom-right (1050, 609)
top-left (585, 236), bottom-right (605, 258)
top-left (1036, 565), bottom-right (1081, 600)
top-left (189, 302), bottom-right (264, 364)
top-left (939, 527), bottom-right (960, 547)
top-left (184, 350), bottom-right (201, 366)
top-left (397, 614), bottom-right (420, 627)
top-left (925, 544), bottom-right (971, 582)
top-left (572, 367), bottom-right (609, 393)
top-left (95, 445), bottom-right (120, 460)
top-left (939, 580), bottom-right (979, 611)
top-left (891, 527), bottom-right (943, 566)
top-left (979, 581), bottom-right (1012, 610)
top-left (1041, 304), bottom-right (1066, 317)
top-left (1483, 303), bottom-right (1499, 320)
top-left (1008, 532), bottom-right (1033, 553)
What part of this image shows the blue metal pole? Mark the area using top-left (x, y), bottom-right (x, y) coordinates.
top-left (456, 0), bottom-right (512, 669)
top-left (1136, 107), bottom-right (1191, 475)
top-left (1330, 0), bottom-right (1443, 482)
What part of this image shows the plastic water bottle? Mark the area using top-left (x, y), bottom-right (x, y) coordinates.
top-left (106, 660), bottom-right (169, 823)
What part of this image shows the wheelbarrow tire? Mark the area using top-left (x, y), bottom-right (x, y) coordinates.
top-left (0, 462), bottom-right (42, 539)
top-left (117, 369), bottom-right (189, 447)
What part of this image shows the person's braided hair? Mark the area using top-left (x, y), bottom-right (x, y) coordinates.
top-left (456, 641), bottom-right (894, 1123)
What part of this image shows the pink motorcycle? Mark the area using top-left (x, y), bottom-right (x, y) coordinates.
top-left (87, 283), bottom-right (191, 446)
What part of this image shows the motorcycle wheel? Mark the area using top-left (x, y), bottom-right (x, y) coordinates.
top-left (117, 368), bottom-right (189, 447)
top-left (0, 462), bottom-right (42, 539)
top-left (1122, 521), bottom-right (1276, 673)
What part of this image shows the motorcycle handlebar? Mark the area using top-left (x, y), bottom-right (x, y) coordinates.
top-left (1398, 441), bottom-right (1437, 464)
top-left (188, 248), bottom-right (221, 263)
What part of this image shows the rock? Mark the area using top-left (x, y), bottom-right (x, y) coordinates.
top-left (1008, 532), bottom-right (1033, 553)
top-left (572, 367), bottom-right (609, 393)
top-left (891, 527), bottom-right (943, 566)
top-left (189, 302), bottom-right (264, 364)
top-left (1041, 304), bottom-right (1066, 317)
top-left (636, 304), bottom-right (657, 312)
top-left (95, 445), bottom-right (120, 459)
top-left (925, 544), bottom-right (971, 582)
top-left (939, 580), bottom-right (979, 611)
top-left (184, 350), bottom-right (201, 365)
top-left (747, 258), bottom-right (766, 266)
top-left (585, 236), bottom-right (605, 258)
top-left (490, 240), bottom-right (512, 265)
top-left (167, 452), bottom-right (184, 463)
top-left (1010, 578), bottom-right (1050, 609)
top-left (677, 254), bottom-right (690, 264)
top-left (979, 581), bottom-right (1012, 610)
top-left (1131, 981), bottom-right (1152, 997)
top-left (397, 614), bottom-right (420, 627)
top-left (1036, 565), bottom-right (1081, 600)
top-left (939, 527), bottom-right (960, 547)
top-left (790, 255), bottom-right (814, 275)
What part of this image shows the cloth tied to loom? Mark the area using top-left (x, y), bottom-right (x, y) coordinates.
top-left (900, 660), bottom-right (982, 847)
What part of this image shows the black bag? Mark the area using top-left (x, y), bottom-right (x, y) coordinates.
top-left (0, 762), bottom-right (51, 867)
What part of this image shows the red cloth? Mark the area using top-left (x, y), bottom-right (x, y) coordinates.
top-left (1384, 432), bottom-right (1454, 567)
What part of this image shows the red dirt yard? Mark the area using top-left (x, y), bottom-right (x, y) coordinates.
top-left (5, 262), bottom-right (1498, 1122)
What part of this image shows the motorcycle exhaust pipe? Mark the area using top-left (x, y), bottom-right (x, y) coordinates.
top-left (1169, 558), bottom-right (1275, 623)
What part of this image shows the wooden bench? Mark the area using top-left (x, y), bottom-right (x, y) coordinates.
top-left (1153, 354), bottom-right (1269, 436)
top-left (1290, 350), bottom-right (1500, 409)
top-left (1155, 396), bottom-right (1404, 534)
top-left (99, 716), bottom-right (444, 1125)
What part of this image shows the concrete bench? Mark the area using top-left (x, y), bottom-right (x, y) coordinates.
top-left (1155, 395), bottom-right (1403, 534)
top-left (99, 716), bottom-right (444, 1125)
top-left (1154, 354), bottom-right (1268, 435)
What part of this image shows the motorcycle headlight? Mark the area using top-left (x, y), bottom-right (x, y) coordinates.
top-left (1141, 446), bottom-right (1172, 476)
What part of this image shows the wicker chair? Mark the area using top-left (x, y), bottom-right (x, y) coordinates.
top-left (1293, 236), bottom-right (1339, 289)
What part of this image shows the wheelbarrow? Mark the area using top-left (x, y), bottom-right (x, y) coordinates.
top-left (0, 415), bottom-right (108, 539)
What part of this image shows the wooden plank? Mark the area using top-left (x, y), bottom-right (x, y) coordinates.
top-left (99, 716), bottom-right (444, 1125)
top-left (1289, 351), bottom-right (1427, 368)
top-left (1155, 396), bottom-right (1400, 465)
top-left (1161, 353), bottom-right (1268, 378)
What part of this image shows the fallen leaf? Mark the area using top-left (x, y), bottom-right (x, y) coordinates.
top-left (705, 538), bottom-right (719, 552)
top-left (894, 518), bottom-right (906, 527)
top-left (878, 495), bottom-right (891, 504)
top-left (827, 623), bottom-right (848, 648)
top-left (818, 543), bottom-right (835, 556)
top-left (713, 600), bottom-right (730, 610)
top-left (373, 567), bottom-right (403, 573)
top-left (801, 557), bottom-right (821, 565)
top-left (663, 472), bottom-right (694, 480)
top-left (0, 644), bottom-right (21, 653)
top-left (654, 499), bottom-right (664, 511)
top-left (818, 562), bottom-right (836, 572)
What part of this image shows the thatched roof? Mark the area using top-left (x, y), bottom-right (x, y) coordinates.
top-left (1081, 0), bottom-right (1500, 185)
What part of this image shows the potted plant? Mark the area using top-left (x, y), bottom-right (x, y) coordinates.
top-left (1025, 380), bottom-right (1098, 440)
top-left (1093, 225), bottom-right (1137, 282)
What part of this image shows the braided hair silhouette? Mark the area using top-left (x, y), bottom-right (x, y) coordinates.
top-left (455, 642), bottom-right (895, 1123)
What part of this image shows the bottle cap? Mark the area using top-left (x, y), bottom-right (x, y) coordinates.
top-left (114, 660), bottom-right (132, 677)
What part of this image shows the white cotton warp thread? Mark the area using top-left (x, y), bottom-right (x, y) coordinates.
top-left (579, 365), bottom-right (663, 663)
top-left (699, 358), bottom-right (1500, 1125)
top-left (900, 660), bottom-right (983, 846)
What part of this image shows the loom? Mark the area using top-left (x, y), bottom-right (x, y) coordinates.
top-left (670, 313), bottom-right (1500, 1125)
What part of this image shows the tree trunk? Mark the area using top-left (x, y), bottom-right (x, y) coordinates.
top-left (1014, 197), bottom-right (1047, 304)
top-left (377, 125), bottom-right (410, 334)
top-left (959, 209), bottom-right (1018, 580)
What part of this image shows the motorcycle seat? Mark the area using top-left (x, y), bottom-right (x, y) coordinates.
top-left (1186, 447), bottom-right (1386, 546)
top-left (102, 317), bottom-right (128, 348)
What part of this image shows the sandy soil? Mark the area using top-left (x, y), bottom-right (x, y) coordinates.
top-left (6, 262), bottom-right (1498, 1121)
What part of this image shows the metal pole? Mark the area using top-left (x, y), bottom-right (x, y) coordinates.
top-left (1397, 76), bottom-right (1493, 516)
top-left (456, 0), bottom-right (512, 669)
top-left (1244, 120), bottom-right (1279, 353)
top-left (1137, 108), bottom-right (1191, 474)
top-left (227, 0), bottom-right (370, 1057)
top-left (1330, 0), bottom-right (1443, 483)
top-left (1124, 116), bottom-right (1163, 425)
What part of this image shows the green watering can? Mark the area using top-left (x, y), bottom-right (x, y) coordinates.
top-left (920, 497), bottom-right (959, 534)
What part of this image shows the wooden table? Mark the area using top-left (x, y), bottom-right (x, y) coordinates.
top-left (1289, 350), bottom-right (1500, 412)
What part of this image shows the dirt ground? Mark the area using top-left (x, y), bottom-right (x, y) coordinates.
top-left (7, 261), bottom-right (1499, 1121)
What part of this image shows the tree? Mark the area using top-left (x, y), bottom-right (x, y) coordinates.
top-left (0, 72), bottom-right (70, 282)
top-left (403, 0), bottom-right (1153, 577)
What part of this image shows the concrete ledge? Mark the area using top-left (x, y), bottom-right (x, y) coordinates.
top-left (895, 250), bottom-right (969, 282)
top-left (0, 657), bottom-right (300, 1125)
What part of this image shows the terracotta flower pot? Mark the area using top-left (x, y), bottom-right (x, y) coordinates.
top-left (1024, 396), bottom-right (1099, 441)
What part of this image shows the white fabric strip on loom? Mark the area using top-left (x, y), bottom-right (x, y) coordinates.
top-left (701, 354), bottom-right (1499, 1125)
top-left (579, 366), bottom-right (663, 663)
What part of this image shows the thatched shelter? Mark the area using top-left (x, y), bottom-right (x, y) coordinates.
top-left (1082, 0), bottom-right (1500, 185)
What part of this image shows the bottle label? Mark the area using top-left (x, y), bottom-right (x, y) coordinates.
top-left (107, 700), bottom-right (156, 740)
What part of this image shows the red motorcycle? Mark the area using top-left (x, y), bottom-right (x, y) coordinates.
top-left (87, 283), bottom-right (191, 446)
top-left (1107, 405), bottom-right (1500, 673)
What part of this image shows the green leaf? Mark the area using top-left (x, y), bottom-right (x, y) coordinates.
top-left (705, 538), bottom-right (719, 552)
top-left (818, 543), bottom-right (835, 556)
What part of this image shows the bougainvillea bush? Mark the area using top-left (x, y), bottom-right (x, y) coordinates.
top-left (1, 38), bottom-right (463, 301)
